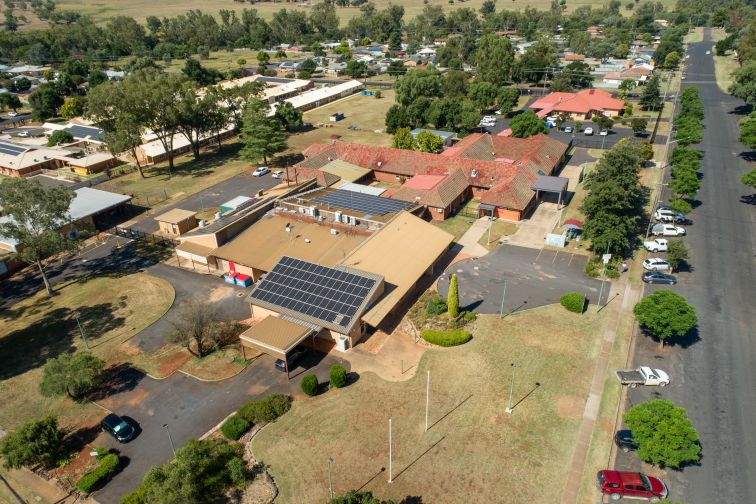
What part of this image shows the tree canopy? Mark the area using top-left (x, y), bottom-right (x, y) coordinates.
top-left (738, 111), bottom-right (756, 149)
top-left (633, 290), bottom-right (698, 347)
top-left (240, 98), bottom-right (287, 165)
top-left (0, 416), bottom-right (64, 469)
top-left (729, 60), bottom-right (756, 104)
top-left (475, 33), bottom-right (515, 86)
top-left (415, 130), bottom-right (444, 153)
top-left (39, 351), bottom-right (105, 400)
top-left (509, 110), bottom-right (548, 138)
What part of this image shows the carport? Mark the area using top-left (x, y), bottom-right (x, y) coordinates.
top-left (239, 316), bottom-right (321, 379)
top-left (532, 175), bottom-right (569, 209)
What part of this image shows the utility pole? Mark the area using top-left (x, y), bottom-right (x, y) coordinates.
top-left (499, 280), bottom-right (507, 319)
top-left (327, 457), bottom-right (334, 500)
top-left (505, 363), bottom-right (516, 414)
top-left (597, 241), bottom-right (611, 307)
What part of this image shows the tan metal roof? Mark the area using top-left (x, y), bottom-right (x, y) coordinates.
top-left (340, 211), bottom-right (454, 327)
top-left (175, 240), bottom-right (214, 258)
top-left (155, 208), bottom-right (197, 224)
top-left (239, 316), bottom-right (316, 358)
top-left (211, 213), bottom-right (369, 272)
top-left (319, 159), bottom-right (372, 182)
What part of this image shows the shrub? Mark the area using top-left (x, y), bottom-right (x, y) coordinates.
top-left (301, 374), bottom-right (319, 396)
top-left (426, 295), bottom-right (447, 315)
top-left (560, 292), bottom-right (586, 313)
top-left (238, 394), bottom-right (292, 424)
top-left (220, 414), bottom-right (250, 440)
top-left (420, 329), bottom-right (472, 347)
top-left (584, 257), bottom-right (602, 277)
top-left (226, 457), bottom-right (249, 487)
top-left (329, 365), bottom-right (347, 388)
top-left (669, 199), bottom-right (693, 214)
top-left (462, 311), bottom-right (477, 323)
top-left (76, 453), bottom-right (120, 493)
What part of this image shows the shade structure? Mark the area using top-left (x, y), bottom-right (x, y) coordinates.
top-left (563, 218), bottom-right (583, 228)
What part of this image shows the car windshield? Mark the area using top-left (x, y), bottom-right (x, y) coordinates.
top-left (640, 474), bottom-right (652, 491)
top-left (113, 420), bottom-right (128, 432)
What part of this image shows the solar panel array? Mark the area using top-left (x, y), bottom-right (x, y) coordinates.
top-left (249, 256), bottom-right (377, 328)
top-left (312, 189), bottom-right (416, 216)
top-left (0, 141), bottom-right (28, 156)
top-left (64, 125), bottom-right (103, 141)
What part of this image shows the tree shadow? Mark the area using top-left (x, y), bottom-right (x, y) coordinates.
top-left (739, 151), bottom-right (756, 163)
top-left (740, 193), bottom-right (756, 205)
top-left (463, 299), bottom-right (484, 312)
top-left (646, 326), bottom-right (701, 349)
top-left (77, 302), bottom-right (126, 345)
top-left (400, 498), bottom-right (424, 504)
top-left (729, 103), bottom-right (752, 116)
top-left (63, 423), bottom-right (102, 454)
top-left (88, 364), bottom-right (146, 402)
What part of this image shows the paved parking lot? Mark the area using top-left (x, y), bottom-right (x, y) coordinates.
top-left (94, 349), bottom-right (344, 503)
top-left (437, 244), bottom-right (609, 314)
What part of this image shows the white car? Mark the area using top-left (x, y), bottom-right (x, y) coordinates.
top-left (706, 50), bottom-right (711, 55)
top-left (17, 130), bottom-right (29, 137)
top-left (600, 129), bottom-right (608, 136)
top-left (643, 238), bottom-right (668, 252)
top-left (7, 111), bottom-right (18, 117)
top-left (652, 223), bottom-right (686, 236)
top-left (563, 126), bottom-right (574, 133)
top-left (642, 258), bottom-right (671, 271)
top-left (271, 170), bottom-right (285, 179)
top-left (252, 166), bottom-right (269, 177)
top-left (584, 127), bottom-right (594, 135)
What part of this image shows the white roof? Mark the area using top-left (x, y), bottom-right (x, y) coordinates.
top-left (337, 182), bottom-right (386, 196)
top-left (283, 80), bottom-right (363, 110)
top-left (221, 195), bottom-right (253, 209)
top-left (138, 125), bottom-right (234, 157)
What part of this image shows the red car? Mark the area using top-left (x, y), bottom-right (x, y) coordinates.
top-left (597, 470), bottom-right (668, 501)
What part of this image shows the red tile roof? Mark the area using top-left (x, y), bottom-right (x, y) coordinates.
top-left (401, 173), bottom-right (446, 190)
top-left (390, 169), bottom-right (469, 209)
top-left (529, 89), bottom-right (625, 115)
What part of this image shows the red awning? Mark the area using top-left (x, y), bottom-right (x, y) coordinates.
top-left (563, 218), bottom-right (583, 228)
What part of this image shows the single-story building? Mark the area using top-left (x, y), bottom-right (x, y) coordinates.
top-left (387, 170), bottom-right (470, 220)
top-left (529, 89), bottom-right (625, 120)
top-left (155, 208), bottom-right (198, 237)
top-left (0, 139), bottom-right (116, 177)
top-left (410, 128), bottom-right (456, 147)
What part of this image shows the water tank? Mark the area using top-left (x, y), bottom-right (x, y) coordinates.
top-left (336, 335), bottom-right (348, 352)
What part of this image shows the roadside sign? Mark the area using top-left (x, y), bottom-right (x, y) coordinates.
top-left (602, 253), bottom-right (612, 264)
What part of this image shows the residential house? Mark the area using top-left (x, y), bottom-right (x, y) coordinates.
top-left (529, 89), bottom-right (625, 120)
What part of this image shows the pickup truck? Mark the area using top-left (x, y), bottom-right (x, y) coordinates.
top-left (616, 366), bottom-right (670, 387)
top-left (643, 238), bottom-right (668, 252)
top-left (651, 224), bottom-right (686, 236)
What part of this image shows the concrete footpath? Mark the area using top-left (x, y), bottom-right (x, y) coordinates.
top-left (559, 275), bottom-right (644, 504)
top-left (455, 217), bottom-right (490, 257)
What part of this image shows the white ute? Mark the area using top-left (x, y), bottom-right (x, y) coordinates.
top-left (651, 223), bottom-right (686, 236)
top-left (616, 366), bottom-right (670, 387)
top-left (643, 238), bottom-right (668, 252)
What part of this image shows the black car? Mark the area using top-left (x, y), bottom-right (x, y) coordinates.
top-left (642, 271), bottom-right (677, 285)
top-left (101, 413), bottom-right (137, 443)
top-left (274, 348), bottom-right (306, 372)
top-left (614, 430), bottom-right (639, 453)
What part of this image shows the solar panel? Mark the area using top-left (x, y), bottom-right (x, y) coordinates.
top-left (312, 189), bottom-right (415, 216)
top-left (248, 256), bottom-right (378, 329)
top-left (0, 141), bottom-right (28, 156)
top-left (64, 125), bottom-right (103, 141)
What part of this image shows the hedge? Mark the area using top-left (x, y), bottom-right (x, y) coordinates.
top-left (301, 374), bottom-right (319, 396)
top-left (420, 329), bottom-right (471, 347)
top-left (329, 365), bottom-right (347, 388)
top-left (76, 453), bottom-right (120, 493)
top-left (560, 292), bottom-right (586, 313)
top-left (220, 414), bottom-right (250, 440)
top-left (238, 394), bottom-right (292, 424)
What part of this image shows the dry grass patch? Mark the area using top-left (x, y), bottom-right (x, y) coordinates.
top-left (478, 219), bottom-right (518, 250)
top-left (179, 345), bottom-right (248, 381)
top-left (253, 305), bottom-right (607, 504)
top-left (713, 53), bottom-right (740, 94)
top-left (0, 273), bottom-right (174, 430)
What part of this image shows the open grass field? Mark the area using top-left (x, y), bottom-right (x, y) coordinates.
top-left (0, 273), bottom-right (174, 430)
top-left (253, 304), bottom-right (608, 504)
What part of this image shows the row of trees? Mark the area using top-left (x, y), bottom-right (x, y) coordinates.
top-left (668, 88), bottom-right (705, 210)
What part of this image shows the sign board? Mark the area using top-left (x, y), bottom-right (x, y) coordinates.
top-left (545, 233), bottom-right (566, 248)
top-left (602, 253), bottom-right (612, 264)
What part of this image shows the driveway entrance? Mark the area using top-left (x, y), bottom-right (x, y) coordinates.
top-left (505, 203), bottom-right (560, 249)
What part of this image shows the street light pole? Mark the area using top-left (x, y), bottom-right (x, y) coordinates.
top-left (75, 313), bottom-right (89, 350)
top-left (487, 216), bottom-right (493, 245)
top-left (597, 241), bottom-right (611, 307)
top-left (162, 423), bottom-right (176, 457)
top-left (327, 457), bottom-right (334, 500)
top-left (499, 280), bottom-right (507, 319)
top-left (425, 370), bottom-right (430, 432)
top-left (505, 363), bottom-right (516, 414)
top-left (388, 418), bottom-right (393, 483)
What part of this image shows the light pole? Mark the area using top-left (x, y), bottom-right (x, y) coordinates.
top-left (644, 182), bottom-right (669, 242)
top-left (487, 216), bottom-right (493, 245)
top-left (505, 363), bottom-right (516, 414)
top-left (499, 280), bottom-right (507, 319)
top-left (162, 423), bottom-right (176, 457)
top-left (597, 241), bottom-right (611, 307)
top-left (327, 457), bottom-right (334, 499)
top-left (425, 370), bottom-right (430, 432)
top-left (75, 312), bottom-right (89, 350)
top-left (388, 418), bottom-right (393, 483)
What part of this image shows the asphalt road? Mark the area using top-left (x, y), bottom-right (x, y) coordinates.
top-left (620, 30), bottom-right (756, 503)
top-left (128, 171), bottom-right (279, 234)
top-left (437, 244), bottom-right (608, 313)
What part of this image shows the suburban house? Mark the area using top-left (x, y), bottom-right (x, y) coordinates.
top-left (529, 89), bottom-right (626, 120)
top-left (603, 66), bottom-right (653, 86)
top-left (294, 133), bottom-right (568, 221)
top-left (386, 170), bottom-right (470, 220)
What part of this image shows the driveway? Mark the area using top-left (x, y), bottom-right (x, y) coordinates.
top-left (505, 203), bottom-right (560, 249)
top-left (93, 350), bottom-right (344, 504)
top-left (128, 171), bottom-right (279, 234)
top-left (437, 244), bottom-right (609, 314)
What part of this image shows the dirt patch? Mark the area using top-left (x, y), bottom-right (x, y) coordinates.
top-left (557, 395), bottom-right (585, 418)
top-left (208, 285), bottom-right (234, 302)
top-left (156, 348), bottom-right (192, 377)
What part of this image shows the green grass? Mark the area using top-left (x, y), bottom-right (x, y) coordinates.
top-left (713, 53), bottom-right (740, 94)
top-left (253, 305), bottom-right (608, 504)
top-left (683, 27), bottom-right (704, 44)
top-left (431, 199), bottom-right (479, 240)
top-left (478, 219), bottom-right (518, 250)
top-left (0, 273), bottom-right (174, 430)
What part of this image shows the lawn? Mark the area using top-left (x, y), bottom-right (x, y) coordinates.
top-left (478, 219), bottom-right (518, 250)
top-left (97, 140), bottom-right (251, 211)
top-left (431, 199), bottom-right (479, 241)
top-left (713, 53), bottom-right (740, 94)
top-left (557, 162), bottom-right (596, 252)
top-left (253, 304), bottom-right (608, 504)
top-left (0, 273), bottom-right (174, 430)
top-left (683, 27), bottom-right (704, 44)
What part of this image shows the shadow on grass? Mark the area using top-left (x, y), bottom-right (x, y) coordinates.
top-left (428, 394), bottom-right (473, 431)
top-left (392, 436), bottom-right (445, 481)
top-left (88, 364), bottom-right (146, 402)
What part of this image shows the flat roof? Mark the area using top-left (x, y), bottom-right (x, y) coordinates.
top-left (68, 187), bottom-right (132, 222)
top-left (340, 211), bottom-right (454, 327)
top-left (532, 175), bottom-right (569, 193)
top-left (240, 316), bottom-right (316, 359)
top-left (337, 182), bottom-right (386, 196)
top-left (211, 212), bottom-right (369, 272)
top-left (155, 208), bottom-right (197, 224)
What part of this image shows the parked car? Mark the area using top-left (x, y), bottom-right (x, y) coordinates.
top-left (596, 470), bottom-right (668, 501)
top-left (706, 50), bottom-right (711, 55)
top-left (654, 209), bottom-right (686, 223)
top-left (252, 166), bottom-right (269, 177)
top-left (7, 111), bottom-right (18, 117)
top-left (642, 270), bottom-right (677, 285)
top-left (681, 73), bottom-right (687, 79)
top-left (642, 258), bottom-right (671, 271)
top-left (584, 127), bottom-right (594, 135)
top-left (643, 238), bottom-right (668, 252)
top-left (651, 223), bottom-right (685, 236)
top-left (563, 126), bottom-right (574, 133)
top-left (600, 129), bottom-right (608, 136)
top-left (101, 413), bottom-right (137, 443)
top-left (614, 430), bottom-right (639, 453)
top-left (616, 366), bottom-right (670, 387)
top-left (17, 130), bottom-right (29, 137)
top-left (274, 347), bottom-right (306, 372)
top-left (271, 170), bottom-right (285, 179)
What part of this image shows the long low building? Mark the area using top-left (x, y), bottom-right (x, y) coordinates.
top-left (0, 139), bottom-right (117, 177)
top-left (271, 80), bottom-right (364, 115)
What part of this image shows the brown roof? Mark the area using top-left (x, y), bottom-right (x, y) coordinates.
top-left (175, 240), bottom-right (214, 258)
top-left (155, 208), bottom-right (196, 224)
top-left (389, 169), bottom-right (469, 209)
top-left (211, 212), bottom-right (368, 272)
top-left (340, 212), bottom-right (454, 327)
top-left (239, 316), bottom-right (314, 358)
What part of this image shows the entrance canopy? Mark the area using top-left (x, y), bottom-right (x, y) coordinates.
top-left (239, 316), bottom-right (320, 360)
top-left (532, 175), bottom-right (570, 207)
